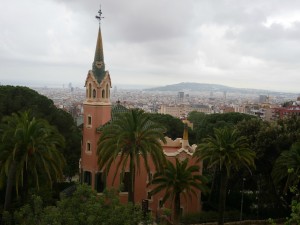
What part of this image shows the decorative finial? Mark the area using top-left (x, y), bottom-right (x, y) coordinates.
top-left (95, 6), bottom-right (104, 24)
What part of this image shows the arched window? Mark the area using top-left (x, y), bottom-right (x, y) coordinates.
top-left (93, 89), bottom-right (96, 98)
top-left (102, 89), bottom-right (105, 98)
top-left (88, 83), bottom-right (92, 98)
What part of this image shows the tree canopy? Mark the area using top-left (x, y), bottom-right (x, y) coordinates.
top-left (0, 85), bottom-right (81, 178)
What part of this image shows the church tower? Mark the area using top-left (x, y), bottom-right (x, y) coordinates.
top-left (80, 8), bottom-right (111, 190)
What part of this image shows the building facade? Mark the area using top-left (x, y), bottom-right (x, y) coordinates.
top-left (80, 16), bottom-right (203, 218)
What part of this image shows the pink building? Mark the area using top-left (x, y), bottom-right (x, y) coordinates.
top-left (80, 12), bottom-right (203, 218)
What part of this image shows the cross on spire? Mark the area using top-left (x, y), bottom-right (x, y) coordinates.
top-left (95, 6), bottom-right (104, 24)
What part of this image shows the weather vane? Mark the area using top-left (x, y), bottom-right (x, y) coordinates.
top-left (95, 6), bottom-right (104, 24)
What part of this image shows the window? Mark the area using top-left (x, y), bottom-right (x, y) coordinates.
top-left (121, 172), bottom-right (131, 192)
top-left (87, 142), bottom-right (91, 151)
top-left (102, 89), bottom-right (105, 98)
top-left (83, 171), bottom-right (91, 185)
top-left (87, 116), bottom-right (92, 125)
top-left (147, 191), bottom-right (152, 200)
top-left (93, 89), bottom-right (96, 98)
top-left (95, 172), bottom-right (105, 193)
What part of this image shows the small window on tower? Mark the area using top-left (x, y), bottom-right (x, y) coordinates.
top-left (87, 142), bottom-right (91, 151)
top-left (87, 116), bottom-right (92, 126)
top-left (102, 89), bottom-right (105, 98)
top-left (93, 89), bottom-right (96, 98)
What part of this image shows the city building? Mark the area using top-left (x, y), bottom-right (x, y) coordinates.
top-left (80, 11), bottom-right (203, 218)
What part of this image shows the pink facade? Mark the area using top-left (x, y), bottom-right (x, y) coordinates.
top-left (80, 19), bottom-right (203, 218)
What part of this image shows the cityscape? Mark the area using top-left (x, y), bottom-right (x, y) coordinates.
top-left (32, 82), bottom-right (299, 126)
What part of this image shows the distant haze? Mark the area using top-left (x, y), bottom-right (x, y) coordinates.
top-left (1, 0), bottom-right (300, 93)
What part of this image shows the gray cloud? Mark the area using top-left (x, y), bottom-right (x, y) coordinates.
top-left (0, 0), bottom-right (299, 92)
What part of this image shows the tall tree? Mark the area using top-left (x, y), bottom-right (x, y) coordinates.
top-left (0, 111), bottom-right (65, 210)
top-left (149, 158), bottom-right (207, 225)
top-left (194, 127), bottom-right (255, 225)
top-left (97, 109), bottom-right (166, 203)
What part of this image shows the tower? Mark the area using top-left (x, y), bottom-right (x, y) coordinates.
top-left (80, 8), bottom-right (111, 190)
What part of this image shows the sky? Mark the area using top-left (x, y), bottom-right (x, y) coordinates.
top-left (0, 0), bottom-right (300, 93)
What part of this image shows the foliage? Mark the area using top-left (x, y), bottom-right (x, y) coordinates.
top-left (236, 116), bottom-right (300, 215)
top-left (149, 158), bottom-right (208, 224)
top-left (272, 143), bottom-right (300, 192)
top-left (97, 109), bottom-right (167, 203)
top-left (188, 111), bottom-right (255, 143)
top-left (2, 184), bottom-right (149, 225)
top-left (0, 111), bottom-right (65, 209)
top-left (0, 85), bottom-right (81, 178)
top-left (147, 113), bottom-right (184, 140)
top-left (194, 127), bottom-right (255, 225)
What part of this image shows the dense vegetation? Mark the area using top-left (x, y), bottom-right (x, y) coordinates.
top-left (2, 185), bottom-right (148, 225)
top-left (0, 86), bottom-right (81, 178)
top-left (1, 85), bottom-right (299, 225)
top-left (188, 111), bottom-right (300, 224)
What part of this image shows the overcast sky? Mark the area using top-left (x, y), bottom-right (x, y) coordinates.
top-left (1, 0), bottom-right (300, 92)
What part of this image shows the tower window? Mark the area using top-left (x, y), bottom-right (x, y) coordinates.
top-left (93, 89), bottom-right (96, 98)
top-left (87, 116), bottom-right (92, 126)
top-left (87, 142), bottom-right (91, 151)
top-left (102, 89), bottom-right (105, 98)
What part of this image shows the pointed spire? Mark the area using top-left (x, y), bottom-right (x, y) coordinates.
top-left (92, 7), bottom-right (106, 83)
top-left (94, 27), bottom-right (104, 63)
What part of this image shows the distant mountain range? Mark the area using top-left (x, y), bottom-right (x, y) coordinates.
top-left (144, 82), bottom-right (291, 95)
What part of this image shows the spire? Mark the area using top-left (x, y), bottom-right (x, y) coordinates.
top-left (92, 7), bottom-right (106, 83)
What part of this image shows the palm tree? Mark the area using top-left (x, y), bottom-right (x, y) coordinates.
top-left (0, 111), bottom-right (65, 210)
top-left (149, 158), bottom-right (207, 225)
top-left (194, 127), bottom-right (255, 225)
top-left (97, 109), bottom-right (166, 203)
top-left (272, 142), bottom-right (300, 193)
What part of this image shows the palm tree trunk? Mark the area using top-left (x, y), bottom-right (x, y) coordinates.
top-left (4, 161), bottom-right (17, 211)
top-left (218, 169), bottom-right (228, 225)
top-left (174, 192), bottom-right (181, 225)
top-left (128, 161), bottom-right (135, 204)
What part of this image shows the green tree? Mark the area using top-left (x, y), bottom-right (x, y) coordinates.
top-left (97, 109), bottom-right (166, 203)
top-left (272, 142), bottom-right (300, 193)
top-left (188, 111), bottom-right (255, 143)
top-left (194, 127), bottom-right (255, 225)
top-left (147, 113), bottom-right (184, 140)
top-left (149, 158), bottom-right (208, 225)
top-left (0, 111), bottom-right (65, 210)
top-left (0, 85), bottom-right (81, 178)
top-left (2, 185), bottom-right (147, 225)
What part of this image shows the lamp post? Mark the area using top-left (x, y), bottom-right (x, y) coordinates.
top-left (240, 178), bottom-right (246, 221)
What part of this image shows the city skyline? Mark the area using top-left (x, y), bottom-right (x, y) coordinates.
top-left (1, 0), bottom-right (300, 93)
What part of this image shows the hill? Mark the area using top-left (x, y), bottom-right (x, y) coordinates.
top-left (144, 82), bottom-right (283, 95)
